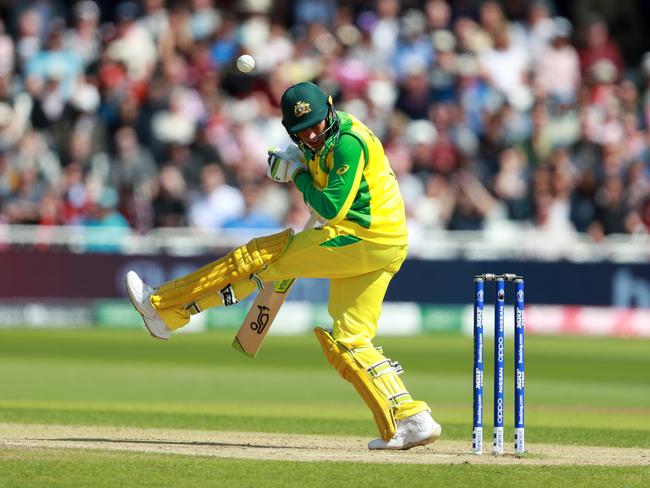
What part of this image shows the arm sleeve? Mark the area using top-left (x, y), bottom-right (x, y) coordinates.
top-left (294, 134), bottom-right (365, 224)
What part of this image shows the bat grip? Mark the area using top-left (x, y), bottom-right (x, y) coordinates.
top-left (303, 212), bottom-right (322, 230)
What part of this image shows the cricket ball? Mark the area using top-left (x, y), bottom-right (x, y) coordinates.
top-left (237, 54), bottom-right (256, 73)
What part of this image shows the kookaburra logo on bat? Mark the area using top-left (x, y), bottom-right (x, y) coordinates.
top-left (250, 305), bottom-right (270, 334)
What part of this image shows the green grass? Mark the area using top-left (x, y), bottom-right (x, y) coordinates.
top-left (1, 449), bottom-right (649, 488)
top-left (3, 448), bottom-right (650, 488)
top-left (0, 329), bottom-right (649, 487)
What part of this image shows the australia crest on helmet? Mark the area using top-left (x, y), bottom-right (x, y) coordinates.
top-left (293, 101), bottom-right (312, 118)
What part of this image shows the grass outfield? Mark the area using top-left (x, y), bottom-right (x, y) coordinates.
top-left (0, 329), bottom-right (649, 487)
top-left (2, 449), bottom-right (649, 488)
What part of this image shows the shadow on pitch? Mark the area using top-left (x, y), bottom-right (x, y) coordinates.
top-left (43, 438), bottom-right (314, 450)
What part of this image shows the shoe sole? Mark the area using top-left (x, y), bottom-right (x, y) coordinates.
top-left (402, 433), bottom-right (440, 450)
top-left (368, 435), bottom-right (439, 451)
top-left (124, 273), bottom-right (168, 341)
top-left (368, 428), bottom-right (442, 451)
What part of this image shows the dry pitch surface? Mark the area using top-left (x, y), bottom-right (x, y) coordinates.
top-left (1, 423), bottom-right (648, 466)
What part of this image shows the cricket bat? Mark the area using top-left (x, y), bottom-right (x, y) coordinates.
top-left (232, 213), bottom-right (321, 357)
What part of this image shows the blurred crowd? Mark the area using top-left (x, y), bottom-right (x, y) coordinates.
top-left (0, 0), bottom-right (649, 247)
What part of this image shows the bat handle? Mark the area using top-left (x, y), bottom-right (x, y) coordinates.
top-left (303, 212), bottom-right (322, 230)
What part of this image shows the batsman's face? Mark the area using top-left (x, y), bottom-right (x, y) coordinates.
top-left (296, 119), bottom-right (327, 151)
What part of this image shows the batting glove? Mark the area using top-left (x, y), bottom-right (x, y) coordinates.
top-left (267, 144), bottom-right (306, 183)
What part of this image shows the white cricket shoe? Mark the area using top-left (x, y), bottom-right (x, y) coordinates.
top-left (368, 411), bottom-right (441, 450)
top-left (125, 271), bottom-right (172, 340)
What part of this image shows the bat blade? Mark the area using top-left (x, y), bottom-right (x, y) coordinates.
top-left (232, 278), bottom-right (297, 357)
top-left (231, 213), bottom-right (320, 358)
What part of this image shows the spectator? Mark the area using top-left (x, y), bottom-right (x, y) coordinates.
top-left (3, 163), bottom-right (46, 224)
top-left (625, 160), bottom-right (649, 211)
top-left (592, 176), bottom-right (631, 236)
top-left (526, 189), bottom-right (579, 259)
top-left (620, 112), bottom-right (646, 164)
top-left (384, 115), bottom-right (424, 214)
top-left (479, 23), bottom-right (531, 108)
top-left (534, 17), bottom-right (581, 104)
top-left (13, 130), bottom-right (60, 192)
top-left (25, 18), bottom-right (83, 101)
top-left (547, 153), bottom-right (577, 231)
top-left (454, 16), bottom-right (492, 55)
top-left (518, 102), bottom-right (553, 167)
top-left (106, 2), bottom-right (158, 82)
top-left (60, 162), bottom-right (92, 225)
top-left (642, 52), bottom-right (650, 128)
top-left (570, 110), bottom-right (602, 172)
top-left (151, 165), bottom-right (187, 228)
top-left (570, 169), bottom-right (598, 232)
top-left (187, 163), bottom-right (244, 231)
top-left (455, 54), bottom-right (494, 134)
top-left (187, 0), bottom-right (222, 43)
top-left (64, 1), bottom-right (102, 69)
top-left (521, 1), bottom-right (557, 59)
top-left (618, 79), bottom-right (642, 122)
top-left (412, 173), bottom-right (454, 230)
top-left (370, 0), bottom-right (400, 63)
top-left (0, 21), bottom-right (15, 78)
top-left (37, 189), bottom-right (62, 226)
top-left (0, 96), bottom-right (27, 152)
top-left (395, 58), bottom-right (434, 120)
top-left (492, 147), bottom-right (530, 220)
top-left (424, 0), bottom-right (452, 31)
top-left (107, 126), bottom-right (157, 197)
top-left (294, 0), bottom-right (336, 27)
top-left (478, 110), bottom-right (508, 175)
top-left (0, 150), bottom-right (17, 200)
top-left (29, 70), bottom-right (67, 131)
top-left (0, 1), bottom-right (647, 248)
top-left (250, 22), bottom-right (294, 74)
top-left (448, 171), bottom-right (504, 230)
top-left (82, 186), bottom-right (130, 253)
top-left (15, 9), bottom-right (43, 70)
top-left (46, 81), bottom-right (105, 166)
top-left (392, 9), bottom-right (434, 81)
top-left (158, 3), bottom-right (193, 58)
top-left (222, 182), bottom-right (282, 230)
top-left (139, 0), bottom-right (171, 47)
top-left (406, 119), bottom-right (437, 176)
top-left (430, 103), bottom-right (460, 175)
top-left (637, 195), bottom-right (650, 233)
top-left (429, 30), bottom-right (458, 102)
top-left (578, 15), bottom-right (624, 78)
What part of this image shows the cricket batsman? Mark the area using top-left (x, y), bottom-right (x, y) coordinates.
top-left (126, 81), bottom-right (442, 450)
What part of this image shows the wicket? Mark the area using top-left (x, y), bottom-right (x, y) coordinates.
top-left (472, 273), bottom-right (525, 456)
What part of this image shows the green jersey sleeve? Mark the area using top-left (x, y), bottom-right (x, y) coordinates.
top-left (294, 134), bottom-right (366, 224)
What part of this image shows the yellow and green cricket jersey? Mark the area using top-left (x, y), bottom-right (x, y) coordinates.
top-left (293, 111), bottom-right (408, 246)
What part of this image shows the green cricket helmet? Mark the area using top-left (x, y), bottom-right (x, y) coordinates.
top-left (280, 82), bottom-right (339, 149)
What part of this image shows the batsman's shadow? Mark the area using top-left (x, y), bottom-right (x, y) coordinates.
top-left (45, 438), bottom-right (314, 450)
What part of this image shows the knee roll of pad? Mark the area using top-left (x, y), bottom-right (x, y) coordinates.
top-left (314, 327), bottom-right (414, 441)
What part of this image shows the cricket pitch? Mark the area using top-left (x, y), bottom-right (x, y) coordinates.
top-left (1, 423), bottom-right (648, 466)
